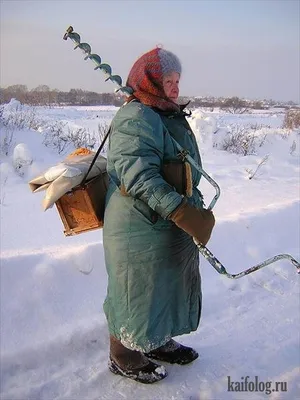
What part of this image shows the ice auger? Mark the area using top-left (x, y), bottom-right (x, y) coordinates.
top-left (63, 26), bottom-right (300, 279)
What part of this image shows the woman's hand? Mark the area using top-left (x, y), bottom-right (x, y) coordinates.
top-left (169, 200), bottom-right (215, 246)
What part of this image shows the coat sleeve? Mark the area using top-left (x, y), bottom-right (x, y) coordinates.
top-left (108, 106), bottom-right (183, 219)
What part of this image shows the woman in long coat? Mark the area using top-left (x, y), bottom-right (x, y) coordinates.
top-left (103, 48), bottom-right (215, 383)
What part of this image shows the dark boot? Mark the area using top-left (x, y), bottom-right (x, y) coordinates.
top-left (145, 339), bottom-right (199, 365)
top-left (109, 335), bottom-right (167, 384)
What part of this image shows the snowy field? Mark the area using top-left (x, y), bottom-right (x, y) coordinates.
top-left (0, 101), bottom-right (299, 400)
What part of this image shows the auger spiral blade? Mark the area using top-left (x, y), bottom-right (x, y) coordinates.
top-left (69, 33), bottom-right (81, 46)
top-left (98, 63), bottom-right (112, 75)
top-left (88, 54), bottom-right (102, 68)
top-left (108, 75), bottom-right (123, 86)
top-left (78, 43), bottom-right (91, 58)
top-left (63, 25), bottom-right (133, 96)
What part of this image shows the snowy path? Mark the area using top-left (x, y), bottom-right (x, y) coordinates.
top-left (1, 203), bottom-right (299, 400)
top-left (1, 258), bottom-right (299, 400)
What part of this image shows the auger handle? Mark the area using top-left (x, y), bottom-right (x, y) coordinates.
top-left (197, 243), bottom-right (300, 279)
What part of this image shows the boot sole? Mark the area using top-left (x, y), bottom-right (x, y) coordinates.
top-left (108, 358), bottom-right (168, 384)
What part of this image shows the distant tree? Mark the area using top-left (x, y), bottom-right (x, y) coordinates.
top-left (68, 88), bottom-right (83, 105)
top-left (101, 93), bottom-right (114, 105)
top-left (252, 101), bottom-right (263, 110)
top-left (3, 85), bottom-right (28, 104)
top-left (6, 84), bottom-right (28, 94)
top-left (221, 96), bottom-right (249, 114)
top-left (33, 85), bottom-right (50, 92)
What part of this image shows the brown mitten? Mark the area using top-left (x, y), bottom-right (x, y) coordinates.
top-left (169, 200), bottom-right (215, 246)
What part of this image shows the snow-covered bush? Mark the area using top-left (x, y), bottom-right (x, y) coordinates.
top-left (68, 126), bottom-right (96, 150)
top-left (290, 140), bottom-right (297, 155)
top-left (283, 109), bottom-right (300, 130)
top-left (215, 123), bottom-right (270, 156)
top-left (1, 99), bottom-right (39, 130)
top-left (189, 110), bottom-right (265, 155)
top-left (12, 143), bottom-right (33, 177)
top-left (42, 122), bottom-right (97, 155)
top-left (219, 124), bottom-right (258, 156)
top-left (245, 155), bottom-right (269, 180)
top-left (0, 172), bottom-right (8, 205)
top-left (0, 125), bottom-right (15, 156)
top-left (0, 100), bottom-right (42, 156)
top-left (188, 108), bottom-right (299, 159)
top-left (42, 121), bottom-right (69, 154)
top-left (0, 105), bottom-right (15, 156)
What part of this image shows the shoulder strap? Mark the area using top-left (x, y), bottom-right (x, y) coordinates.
top-left (80, 125), bottom-right (112, 186)
top-left (81, 98), bottom-right (137, 186)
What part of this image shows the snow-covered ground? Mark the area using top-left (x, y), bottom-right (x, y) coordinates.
top-left (1, 101), bottom-right (299, 400)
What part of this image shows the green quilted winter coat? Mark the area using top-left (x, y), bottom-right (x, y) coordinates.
top-left (103, 100), bottom-right (204, 352)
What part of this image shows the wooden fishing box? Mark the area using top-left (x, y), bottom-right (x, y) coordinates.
top-left (55, 172), bottom-right (109, 236)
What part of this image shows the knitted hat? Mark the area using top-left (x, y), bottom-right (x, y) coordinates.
top-left (158, 49), bottom-right (182, 76)
top-left (126, 47), bottom-right (182, 112)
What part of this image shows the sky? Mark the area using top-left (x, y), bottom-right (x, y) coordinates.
top-left (0, 0), bottom-right (299, 102)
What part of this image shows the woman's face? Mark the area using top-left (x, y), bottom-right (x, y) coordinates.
top-left (162, 72), bottom-right (180, 101)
